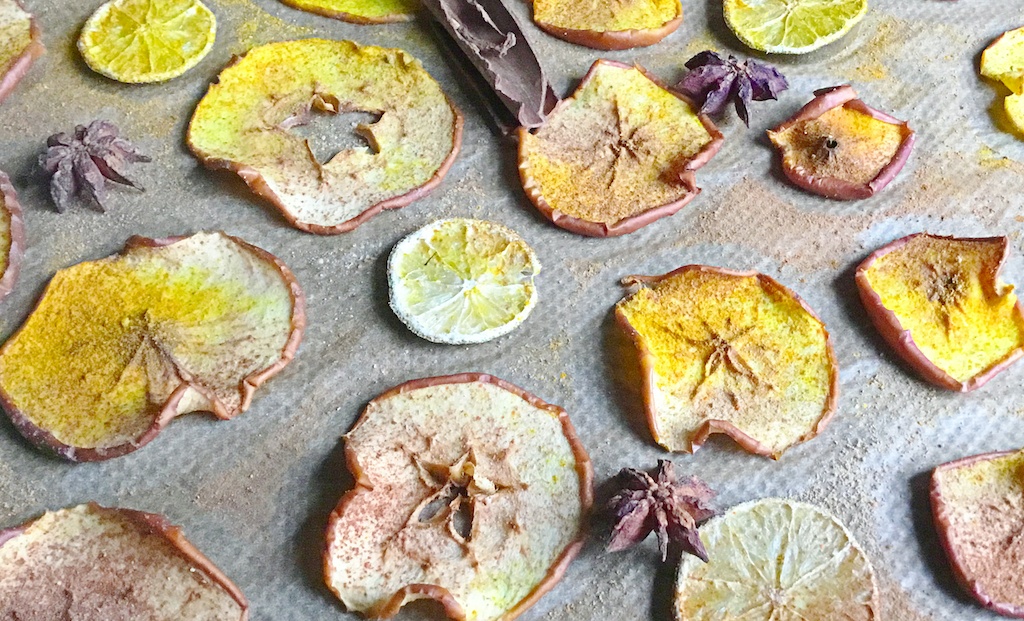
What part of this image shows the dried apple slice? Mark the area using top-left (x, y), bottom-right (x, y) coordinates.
top-left (0, 231), bottom-right (305, 461)
top-left (981, 26), bottom-right (1024, 95)
top-left (675, 499), bottom-right (879, 620)
top-left (768, 85), bottom-right (915, 200)
top-left (325, 373), bottom-right (593, 621)
top-left (0, 170), bottom-right (24, 301)
top-left (532, 0), bottom-right (682, 50)
top-left (856, 234), bottom-right (1024, 392)
top-left (932, 450), bottom-right (1024, 618)
top-left (188, 40), bottom-right (463, 235)
top-left (0, 503), bottom-right (247, 619)
top-left (615, 265), bottom-right (837, 458)
top-left (279, 0), bottom-right (416, 23)
top-left (518, 60), bottom-right (722, 237)
top-left (0, 0), bottom-right (43, 104)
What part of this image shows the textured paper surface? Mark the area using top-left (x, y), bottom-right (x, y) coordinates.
top-left (0, 1), bottom-right (1023, 620)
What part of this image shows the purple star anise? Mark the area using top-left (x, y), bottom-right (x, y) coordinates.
top-left (675, 51), bottom-right (788, 127)
top-left (39, 120), bottom-right (151, 213)
top-left (605, 460), bottom-right (717, 562)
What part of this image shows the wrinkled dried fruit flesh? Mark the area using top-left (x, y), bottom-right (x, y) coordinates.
top-left (615, 266), bottom-right (836, 458)
top-left (1006, 93), bottom-right (1024, 135)
top-left (856, 234), bottom-right (1024, 391)
top-left (675, 499), bottom-right (879, 621)
top-left (768, 85), bottom-right (914, 200)
top-left (0, 503), bottom-right (247, 620)
top-left (188, 40), bottom-right (462, 234)
top-left (518, 60), bottom-right (721, 236)
top-left (932, 450), bottom-right (1024, 618)
top-left (325, 375), bottom-right (592, 621)
top-left (533, 0), bottom-right (680, 49)
top-left (981, 27), bottom-right (1024, 95)
top-left (279, 0), bottom-right (416, 23)
top-left (0, 0), bottom-right (42, 103)
top-left (0, 232), bottom-right (304, 461)
top-left (0, 170), bottom-right (23, 301)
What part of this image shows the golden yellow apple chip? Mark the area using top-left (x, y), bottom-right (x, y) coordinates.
top-left (981, 26), bottom-right (1024, 95)
top-left (1006, 92), bottom-right (1024, 135)
top-left (932, 450), bottom-right (1024, 617)
top-left (532, 0), bottom-right (682, 50)
top-left (0, 170), bottom-right (23, 301)
top-left (0, 503), bottom-right (248, 620)
top-left (325, 374), bottom-right (592, 621)
top-left (279, 0), bottom-right (416, 23)
top-left (518, 60), bottom-right (722, 237)
top-left (856, 233), bottom-right (1024, 391)
top-left (188, 40), bottom-right (463, 235)
top-left (675, 499), bottom-right (879, 621)
top-left (0, 0), bottom-right (43, 104)
top-left (0, 232), bottom-right (305, 461)
top-left (615, 265), bottom-right (837, 458)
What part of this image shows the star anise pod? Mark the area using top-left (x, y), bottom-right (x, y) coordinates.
top-left (605, 460), bottom-right (716, 562)
top-left (675, 51), bottom-right (788, 127)
top-left (39, 120), bottom-right (151, 213)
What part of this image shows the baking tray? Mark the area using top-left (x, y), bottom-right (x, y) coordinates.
top-left (1, 1), bottom-right (1023, 620)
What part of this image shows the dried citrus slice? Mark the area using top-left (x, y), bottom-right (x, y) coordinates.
top-left (723, 0), bottom-right (867, 55)
top-left (0, 0), bottom-right (43, 103)
top-left (532, 0), bottom-right (682, 50)
top-left (768, 85), bottom-right (914, 200)
top-left (932, 450), bottom-right (1024, 618)
top-left (0, 232), bottom-right (305, 461)
top-left (78, 0), bottom-right (216, 84)
top-left (518, 60), bottom-right (722, 237)
top-left (388, 218), bottom-right (540, 345)
top-left (856, 234), bottom-right (1024, 392)
top-left (279, 0), bottom-right (416, 23)
top-left (675, 499), bottom-right (879, 620)
top-left (0, 170), bottom-right (24, 301)
top-left (981, 26), bottom-right (1024, 95)
top-left (615, 265), bottom-right (837, 458)
top-left (188, 40), bottom-right (463, 235)
top-left (0, 503), bottom-right (247, 619)
top-left (324, 374), bottom-right (593, 621)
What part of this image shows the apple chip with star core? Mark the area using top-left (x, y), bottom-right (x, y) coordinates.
top-left (324, 374), bottom-right (593, 621)
top-left (615, 265), bottom-right (838, 458)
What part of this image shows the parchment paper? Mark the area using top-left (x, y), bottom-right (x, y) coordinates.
top-left (1, 1), bottom-right (1023, 620)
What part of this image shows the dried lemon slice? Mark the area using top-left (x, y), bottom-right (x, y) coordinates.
top-left (532, 0), bottom-right (682, 50)
top-left (856, 233), bottom-right (1024, 391)
top-left (325, 374), bottom-right (592, 621)
top-left (724, 0), bottom-right (867, 55)
top-left (78, 0), bottom-right (216, 84)
top-left (279, 0), bottom-right (416, 23)
top-left (388, 218), bottom-right (540, 345)
top-left (188, 40), bottom-right (463, 234)
top-left (0, 503), bottom-right (248, 620)
top-left (615, 265), bottom-right (837, 458)
top-left (0, 170), bottom-right (24, 301)
top-left (675, 499), bottom-right (879, 620)
top-left (0, 232), bottom-right (305, 461)
top-left (0, 0), bottom-right (43, 103)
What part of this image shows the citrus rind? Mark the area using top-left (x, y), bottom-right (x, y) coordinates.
top-left (324, 373), bottom-right (593, 621)
top-left (675, 498), bottom-right (879, 621)
top-left (78, 0), bottom-right (217, 84)
top-left (387, 218), bottom-right (541, 345)
top-left (615, 265), bottom-right (837, 458)
top-left (856, 233), bottom-right (1024, 391)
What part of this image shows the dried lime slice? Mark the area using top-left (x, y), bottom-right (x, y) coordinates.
top-left (0, 503), bottom-right (248, 620)
top-left (388, 218), bottom-right (540, 344)
top-left (0, 232), bottom-right (305, 461)
top-left (279, 0), bottom-right (416, 23)
top-left (724, 0), bottom-right (867, 55)
top-left (676, 498), bottom-right (879, 621)
top-left (78, 0), bottom-right (216, 84)
top-left (325, 374), bottom-right (592, 621)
